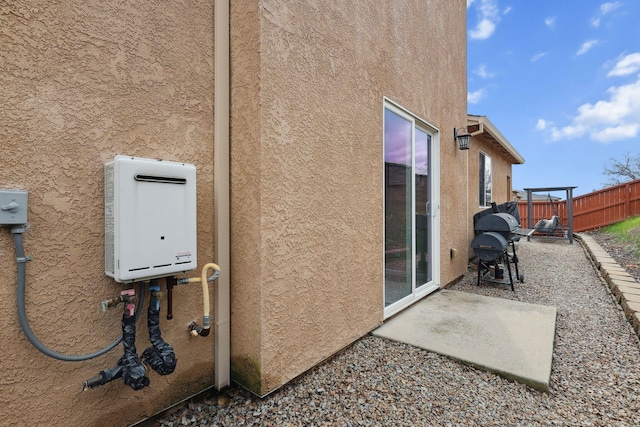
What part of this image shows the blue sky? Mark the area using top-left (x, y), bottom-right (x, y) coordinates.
top-left (466, 0), bottom-right (640, 196)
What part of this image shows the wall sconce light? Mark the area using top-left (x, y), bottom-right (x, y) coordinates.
top-left (454, 127), bottom-right (471, 150)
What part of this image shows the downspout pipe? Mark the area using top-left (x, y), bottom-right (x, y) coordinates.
top-left (214, 0), bottom-right (231, 390)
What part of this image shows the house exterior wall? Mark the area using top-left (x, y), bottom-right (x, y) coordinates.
top-left (1, 2), bottom-right (216, 426)
top-left (1, 0), bottom-right (471, 421)
top-left (466, 135), bottom-right (516, 259)
top-left (231, 0), bottom-right (468, 395)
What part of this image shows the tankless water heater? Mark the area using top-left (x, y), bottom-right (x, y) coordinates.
top-left (105, 155), bottom-right (197, 282)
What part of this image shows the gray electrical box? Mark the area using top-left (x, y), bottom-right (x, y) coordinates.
top-left (0, 190), bottom-right (28, 225)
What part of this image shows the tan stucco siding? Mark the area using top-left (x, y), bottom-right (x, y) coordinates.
top-left (231, 0), bottom-right (467, 395)
top-left (229, 0), bottom-right (265, 393)
top-left (1, 2), bottom-right (216, 426)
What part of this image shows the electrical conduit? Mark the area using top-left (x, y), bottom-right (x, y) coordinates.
top-left (12, 226), bottom-right (144, 362)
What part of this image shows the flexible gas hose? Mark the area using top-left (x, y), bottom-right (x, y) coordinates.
top-left (180, 263), bottom-right (220, 337)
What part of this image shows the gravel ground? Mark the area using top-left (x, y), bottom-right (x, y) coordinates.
top-left (149, 236), bottom-right (640, 427)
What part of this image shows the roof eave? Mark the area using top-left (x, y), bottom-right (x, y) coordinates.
top-left (467, 114), bottom-right (525, 165)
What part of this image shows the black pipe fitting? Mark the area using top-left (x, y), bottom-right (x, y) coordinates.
top-left (120, 314), bottom-right (150, 390)
top-left (188, 322), bottom-right (210, 337)
top-left (82, 311), bottom-right (149, 391)
top-left (141, 304), bottom-right (177, 375)
top-left (165, 276), bottom-right (176, 320)
top-left (82, 366), bottom-right (123, 391)
top-left (140, 281), bottom-right (177, 375)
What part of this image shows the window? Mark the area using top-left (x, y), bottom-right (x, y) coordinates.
top-left (479, 152), bottom-right (492, 207)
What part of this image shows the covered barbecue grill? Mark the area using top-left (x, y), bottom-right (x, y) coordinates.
top-left (472, 232), bottom-right (508, 262)
top-left (471, 204), bottom-right (532, 291)
top-left (475, 212), bottom-right (520, 238)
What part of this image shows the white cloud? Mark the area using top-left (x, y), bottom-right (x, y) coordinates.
top-left (592, 125), bottom-right (639, 143)
top-left (608, 53), bottom-right (640, 77)
top-left (575, 79), bottom-right (640, 125)
top-left (503, 6), bottom-right (512, 15)
top-left (601, 1), bottom-right (622, 15)
top-left (549, 124), bottom-right (587, 141)
top-left (592, 2), bottom-right (622, 27)
top-left (467, 0), bottom-right (475, 8)
top-left (545, 17), bottom-right (556, 29)
top-left (576, 40), bottom-right (599, 56)
top-left (530, 52), bottom-right (548, 62)
top-left (468, 89), bottom-right (486, 104)
top-left (469, 0), bottom-right (500, 40)
top-left (470, 19), bottom-right (496, 40)
top-left (475, 64), bottom-right (495, 79)
top-left (536, 119), bottom-right (548, 130)
top-left (539, 75), bottom-right (640, 143)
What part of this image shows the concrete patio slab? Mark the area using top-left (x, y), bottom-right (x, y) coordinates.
top-left (373, 289), bottom-right (557, 392)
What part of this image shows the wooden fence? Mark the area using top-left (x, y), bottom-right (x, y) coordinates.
top-left (517, 179), bottom-right (640, 232)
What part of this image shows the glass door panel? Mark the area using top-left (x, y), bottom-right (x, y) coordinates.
top-left (384, 108), bottom-right (413, 306)
top-left (415, 128), bottom-right (431, 288)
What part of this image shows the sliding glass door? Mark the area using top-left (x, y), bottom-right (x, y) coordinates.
top-left (384, 101), bottom-right (439, 317)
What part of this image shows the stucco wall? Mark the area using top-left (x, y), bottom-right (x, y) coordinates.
top-left (1, 2), bottom-right (215, 426)
top-left (231, 0), bottom-right (468, 395)
top-left (229, 0), bottom-right (264, 392)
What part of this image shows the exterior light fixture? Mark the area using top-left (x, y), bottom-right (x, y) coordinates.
top-left (454, 127), bottom-right (471, 150)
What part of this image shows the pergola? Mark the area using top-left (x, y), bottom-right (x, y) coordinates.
top-left (523, 186), bottom-right (577, 244)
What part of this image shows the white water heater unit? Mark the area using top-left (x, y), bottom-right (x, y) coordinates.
top-left (105, 155), bottom-right (197, 282)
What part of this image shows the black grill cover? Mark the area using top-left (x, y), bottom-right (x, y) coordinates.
top-left (471, 232), bottom-right (508, 262)
top-left (473, 201), bottom-right (521, 231)
top-left (474, 213), bottom-right (519, 240)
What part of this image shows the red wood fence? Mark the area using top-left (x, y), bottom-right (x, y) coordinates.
top-left (517, 179), bottom-right (640, 232)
